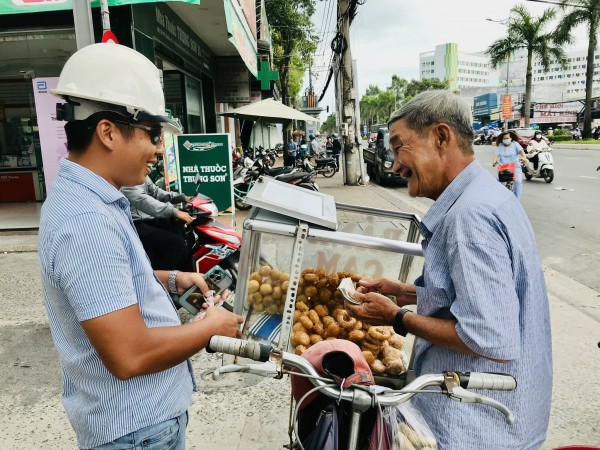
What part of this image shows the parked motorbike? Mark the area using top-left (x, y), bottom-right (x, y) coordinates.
top-left (522, 143), bottom-right (554, 183)
top-left (301, 156), bottom-right (337, 178)
top-left (232, 157), bottom-right (319, 210)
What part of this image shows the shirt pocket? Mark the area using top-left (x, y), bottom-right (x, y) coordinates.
top-left (414, 277), bottom-right (453, 319)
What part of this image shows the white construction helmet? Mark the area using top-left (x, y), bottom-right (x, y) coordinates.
top-left (51, 43), bottom-right (183, 134)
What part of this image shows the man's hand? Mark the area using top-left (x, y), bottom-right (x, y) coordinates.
top-left (175, 210), bottom-right (194, 225)
top-left (202, 306), bottom-right (243, 338)
top-left (344, 289), bottom-right (400, 326)
top-left (177, 272), bottom-right (229, 306)
top-left (357, 278), bottom-right (416, 307)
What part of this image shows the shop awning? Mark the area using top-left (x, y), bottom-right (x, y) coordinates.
top-left (0, 0), bottom-right (199, 15)
top-left (220, 98), bottom-right (320, 123)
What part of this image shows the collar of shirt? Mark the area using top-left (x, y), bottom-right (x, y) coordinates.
top-left (418, 159), bottom-right (482, 239)
top-left (59, 158), bottom-right (128, 207)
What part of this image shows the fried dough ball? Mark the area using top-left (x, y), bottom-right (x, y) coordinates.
top-left (370, 359), bottom-right (386, 374)
top-left (296, 294), bottom-right (308, 304)
top-left (292, 322), bottom-right (306, 332)
top-left (382, 357), bottom-right (405, 375)
top-left (325, 322), bottom-right (340, 338)
top-left (309, 334), bottom-right (324, 345)
top-left (353, 320), bottom-right (363, 331)
top-left (279, 272), bottom-right (290, 282)
top-left (336, 310), bottom-right (357, 330)
top-left (259, 265), bottom-right (272, 277)
top-left (258, 283), bottom-right (272, 296)
top-left (328, 273), bottom-right (340, 288)
top-left (303, 273), bottom-right (319, 284)
top-left (368, 326), bottom-right (393, 341)
top-left (281, 281), bottom-right (289, 292)
top-left (250, 292), bottom-right (263, 304)
top-left (295, 345), bottom-right (308, 356)
top-left (362, 339), bottom-right (382, 353)
top-left (254, 302), bottom-right (264, 312)
top-left (266, 304), bottom-right (279, 315)
top-left (388, 333), bottom-right (405, 350)
top-left (248, 279), bottom-right (260, 294)
top-left (350, 273), bottom-right (361, 282)
top-left (337, 271), bottom-right (350, 279)
top-left (361, 350), bottom-right (375, 366)
top-left (271, 286), bottom-right (283, 300)
top-left (278, 303), bottom-right (285, 314)
top-left (314, 322), bottom-right (325, 337)
top-left (316, 277), bottom-right (329, 289)
top-left (304, 285), bottom-right (318, 298)
top-left (262, 295), bottom-right (275, 307)
top-left (318, 288), bottom-right (333, 303)
top-left (315, 269), bottom-right (326, 277)
top-left (302, 268), bottom-right (315, 275)
top-left (322, 315), bottom-right (335, 327)
top-left (348, 329), bottom-right (366, 343)
top-left (250, 272), bottom-right (262, 283)
top-left (296, 301), bottom-right (309, 312)
top-left (293, 310), bottom-right (302, 323)
top-left (313, 304), bottom-right (329, 317)
top-left (291, 331), bottom-right (310, 347)
top-left (299, 315), bottom-right (314, 331)
top-left (308, 310), bottom-right (320, 325)
top-left (270, 269), bottom-right (281, 281)
top-left (382, 346), bottom-right (403, 360)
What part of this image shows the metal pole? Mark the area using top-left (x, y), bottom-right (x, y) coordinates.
top-left (339, 0), bottom-right (359, 186)
top-left (100, 0), bottom-right (111, 33)
top-left (72, 0), bottom-right (95, 49)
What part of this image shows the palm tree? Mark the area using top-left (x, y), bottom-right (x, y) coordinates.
top-left (555, 0), bottom-right (600, 139)
top-left (487, 5), bottom-right (568, 128)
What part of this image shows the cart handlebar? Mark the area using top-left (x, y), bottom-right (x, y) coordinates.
top-left (207, 336), bottom-right (516, 424)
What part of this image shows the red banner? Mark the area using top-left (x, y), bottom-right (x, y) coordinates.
top-left (502, 95), bottom-right (512, 120)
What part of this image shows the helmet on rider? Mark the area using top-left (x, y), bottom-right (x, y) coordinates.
top-left (51, 43), bottom-right (183, 135)
top-left (309, 134), bottom-right (315, 140)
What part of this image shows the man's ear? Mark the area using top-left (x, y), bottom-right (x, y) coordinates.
top-left (435, 123), bottom-right (452, 148)
top-left (96, 119), bottom-right (117, 150)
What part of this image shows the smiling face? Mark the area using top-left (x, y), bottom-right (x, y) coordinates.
top-left (106, 121), bottom-right (164, 188)
top-left (389, 119), bottom-right (449, 200)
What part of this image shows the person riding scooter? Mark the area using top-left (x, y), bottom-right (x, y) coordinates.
top-left (523, 131), bottom-right (555, 183)
top-left (525, 131), bottom-right (549, 170)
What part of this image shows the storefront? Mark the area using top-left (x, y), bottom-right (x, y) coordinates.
top-left (0, 1), bottom-right (258, 202)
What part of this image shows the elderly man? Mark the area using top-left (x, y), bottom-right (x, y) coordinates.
top-left (346, 90), bottom-right (552, 449)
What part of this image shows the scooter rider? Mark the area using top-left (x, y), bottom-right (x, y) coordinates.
top-left (308, 134), bottom-right (322, 157)
top-left (38, 43), bottom-right (243, 450)
top-left (121, 176), bottom-right (194, 271)
top-left (526, 131), bottom-right (549, 170)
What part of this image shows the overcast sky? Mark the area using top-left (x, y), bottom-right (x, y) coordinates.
top-left (304, 0), bottom-right (589, 119)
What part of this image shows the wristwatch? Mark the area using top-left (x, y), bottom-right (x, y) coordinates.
top-left (168, 270), bottom-right (180, 294)
top-left (393, 307), bottom-right (413, 337)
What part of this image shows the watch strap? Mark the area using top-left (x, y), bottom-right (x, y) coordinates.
top-left (168, 270), bottom-right (179, 294)
top-left (393, 307), bottom-right (412, 337)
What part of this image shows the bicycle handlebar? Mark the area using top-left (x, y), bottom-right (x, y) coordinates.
top-left (455, 371), bottom-right (517, 391)
top-left (207, 335), bottom-right (271, 362)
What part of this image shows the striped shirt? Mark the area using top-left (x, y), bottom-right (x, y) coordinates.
top-left (412, 160), bottom-right (552, 449)
top-left (39, 159), bottom-right (195, 449)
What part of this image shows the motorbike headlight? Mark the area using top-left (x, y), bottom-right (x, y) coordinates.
top-left (384, 161), bottom-right (393, 169)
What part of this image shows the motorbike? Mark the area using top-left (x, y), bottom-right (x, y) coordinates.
top-left (522, 143), bottom-right (554, 183)
top-left (232, 157), bottom-right (318, 210)
top-left (301, 156), bottom-right (337, 178)
top-left (181, 179), bottom-right (242, 286)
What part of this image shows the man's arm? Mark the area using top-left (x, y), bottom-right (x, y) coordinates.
top-left (81, 305), bottom-right (242, 380)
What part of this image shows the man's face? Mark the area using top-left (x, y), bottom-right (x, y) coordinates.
top-left (389, 119), bottom-right (446, 200)
top-left (113, 121), bottom-right (163, 188)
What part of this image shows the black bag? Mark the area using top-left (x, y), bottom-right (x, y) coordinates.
top-left (498, 169), bottom-right (515, 182)
top-left (298, 398), bottom-right (339, 450)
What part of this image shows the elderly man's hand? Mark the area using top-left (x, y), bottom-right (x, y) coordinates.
top-left (344, 289), bottom-right (400, 326)
top-left (357, 278), bottom-right (416, 307)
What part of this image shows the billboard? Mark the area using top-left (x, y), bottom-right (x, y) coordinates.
top-left (473, 93), bottom-right (498, 117)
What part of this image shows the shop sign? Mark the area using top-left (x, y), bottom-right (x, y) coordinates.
top-left (215, 58), bottom-right (250, 104)
top-left (240, 0), bottom-right (256, 39)
top-left (224, 0), bottom-right (258, 76)
top-left (0, 0), bottom-right (199, 15)
top-left (176, 134), bottom-right (233, 214)
top-left (502, 95), bottom-right (512, 120)
top-left (32, 77), bottom-right (67, 193)
top-left (473, 93), bottom-right (498, 117)
top-left (132, 3), bottom-right (213, 77)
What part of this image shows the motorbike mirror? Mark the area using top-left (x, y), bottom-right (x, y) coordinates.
top-left (195, 173), bottom-right (202, 185)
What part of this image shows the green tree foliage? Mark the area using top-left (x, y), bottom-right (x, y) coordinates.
top-left (359, 76), bottom-right (448, 126)
top-left (320, 113), bottom-right (337, 134)
top-left (265, 0), bottom-right (317, 106)
top-left (487, 4), bottom-right (567, 128)
top-left (555, 0), bottom-right (600, 139)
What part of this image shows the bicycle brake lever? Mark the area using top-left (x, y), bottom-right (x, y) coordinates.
top-left (448, 386), bottom-right (515, 424)
top-left (201, 362), bottom-right (279, 381)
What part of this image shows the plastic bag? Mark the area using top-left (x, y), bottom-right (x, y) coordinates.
top-left (382, 401), bottom-right (437, 450)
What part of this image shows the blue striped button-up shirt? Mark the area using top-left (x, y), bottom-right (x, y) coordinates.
top-left (412, 160), bottom-right (552, 449)
top-left (39, 159), bottom-right (195, 449)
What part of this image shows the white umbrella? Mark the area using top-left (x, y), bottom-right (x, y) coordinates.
top-left (219, 98), bottom-right (320, 123)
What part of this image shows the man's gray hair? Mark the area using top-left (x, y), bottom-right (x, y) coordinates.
top-left (387, 90), bottom-right (474, 153)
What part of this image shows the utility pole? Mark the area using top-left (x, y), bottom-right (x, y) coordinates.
top-left (72, 0), bottom-right (95, 49)
top-left (338, 0), bottom-right (360, 186)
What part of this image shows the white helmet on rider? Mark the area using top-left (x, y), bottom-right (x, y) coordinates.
top-left (51, 43), bottom-right (183, 135)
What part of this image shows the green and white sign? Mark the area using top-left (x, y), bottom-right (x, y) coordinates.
top-left (0, 0), bottom-right (199, 15)
top-left (176, 134), bottom-right (233, 214)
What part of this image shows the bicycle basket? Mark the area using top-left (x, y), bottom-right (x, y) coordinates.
top-left (498, 163), bottom-right (516, 182)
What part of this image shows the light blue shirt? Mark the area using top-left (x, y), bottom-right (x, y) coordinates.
top-left (412, 160), bottom-right (552, 449)
top-left (496, 142), bottom-right (523, 170)
top-left (39, 159), bottom-right (195, 449)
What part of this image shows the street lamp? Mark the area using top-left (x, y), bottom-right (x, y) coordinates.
top-left (487, 17), bottom-right (511, 129)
